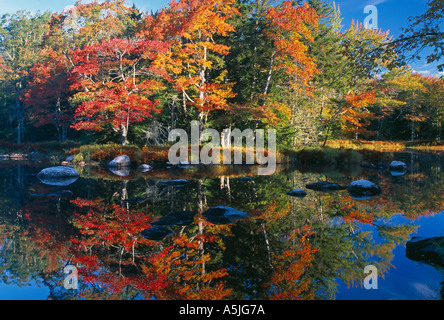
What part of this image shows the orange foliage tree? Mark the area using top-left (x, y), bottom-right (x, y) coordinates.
top-left (70, 38), bottom-right (169, 145)
top-left (139, 0), bottom-right (238, 133)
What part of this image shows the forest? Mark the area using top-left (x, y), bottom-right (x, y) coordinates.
top-left (0, 0), bottom-right (443, 158)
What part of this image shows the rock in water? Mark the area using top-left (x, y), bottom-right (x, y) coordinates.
top-left (141, 226), bottom-right (173, 241)
top-left (138, 164), bottom-right (152, 172)
top-left (347, 179), bottom-right (381, 200)
top-left (108, 167), bottom-right (130, 177)
top-left (390, 161), bottom-right (407, 176)
top-left (306, 181), bottom-right (346, 192)
top-left (286, 189), bottom-right (307, 198)
top-left (108, 155), bottom-right (131, 168)
top-left (37, 166), bottom-right (80, 186)
top-left (406, 236), bottom-right (444, 267)
top-left (152, 211), bottom-right (196, 227)
top-left (202, 206), bottom-right (249, 225)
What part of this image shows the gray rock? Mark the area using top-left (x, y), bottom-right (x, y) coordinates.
top-left (306, 181), bottom-right (347, 192)
top-left (390, 160), bottom-right (407, 172)
top-left (138, 164), bottom-right (152, 172)
top-left (286, 189), bottom-right (307, 197)
top-left (108, 155), bottom-right (131, 168)
top-left (66, 155), bottom-right (74, 162)
top-left (347, 179), bottom-right (381, 200)
top-left (37, 166), bottom-right (80, 186)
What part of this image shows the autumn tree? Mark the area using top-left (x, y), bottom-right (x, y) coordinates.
top-left (0, 11), bottom-right (51, 143)
top-left (70, 38), bottom-right (169, 145)
top-left (139, 0), bottom-right (238, 139)
top-left (24, 48), bottom-right (73, 142)
top-left (317, 20), bottom-right (398, 144)
top-left (218, 0), bottom-right (320, 146)
top-left (396, 0), bottom-right (444, 71)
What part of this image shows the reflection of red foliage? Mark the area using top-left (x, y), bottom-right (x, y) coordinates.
top-left (71, 202), bottom-right (153, 251)
top-left (269, 226), bottom-right (319, 300)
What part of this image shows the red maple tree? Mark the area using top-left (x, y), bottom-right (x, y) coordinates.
top-left (70, 38), bottom-right (169, 145)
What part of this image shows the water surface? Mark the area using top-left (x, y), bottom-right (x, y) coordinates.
top-left (0, 152), bottom-right (443, 300)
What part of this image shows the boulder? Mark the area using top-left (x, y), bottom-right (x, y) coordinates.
top-left (66, 155), bottom-right (74, 162)
top-left (108, 155), bottom-right (131, 168)
top-left (138, 164), bottom-right (152, 172)
top-left (406, 236), bottom-right (444, 267)
top-left (390, 160), bottom-right (407, 175)
top-left (37, 166), bottom-right (80, 186)
top-left (286, 189), bottom-right (307, 198)
top-left (202, 206), bottom-right (249, 225)
top-left (347, 179), bottom-right (381, 200)
top-left (306, 181), bottom-right (346, 192)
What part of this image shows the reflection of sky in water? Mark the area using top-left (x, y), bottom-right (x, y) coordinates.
top-left (0, 276), bottom-right (49, 300)
top-left (336, 212), bottom-right (444, 300)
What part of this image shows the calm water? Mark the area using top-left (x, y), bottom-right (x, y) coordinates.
top-left (0, 152), bottom-right (443, 300)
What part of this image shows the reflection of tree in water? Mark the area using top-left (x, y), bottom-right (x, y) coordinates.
top-left (0, 155), bottom-right (443, 299)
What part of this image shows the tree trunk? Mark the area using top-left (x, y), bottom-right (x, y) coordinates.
top-left (263, 50), bottom-right (276, 105)
top-left (121, 123), bottom-right (129, 145)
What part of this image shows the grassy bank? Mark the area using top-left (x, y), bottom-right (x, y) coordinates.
top-left (68, 142), bottom-right (393, 167)
top-left (1, 138), bottom-right (442, 167)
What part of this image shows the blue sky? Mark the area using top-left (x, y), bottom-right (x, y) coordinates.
top-left (0, 0), bottom-right (439, 74)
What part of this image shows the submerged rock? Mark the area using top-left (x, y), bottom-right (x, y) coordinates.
top-left (152, 211), bottom-right (196, 227)
top-left (37, 166), bottom-right (80, 186)
top-left (141, 226), bottom-right (173, 241)
top-left (306, 181), bottom-right (346, 192)
top-left (202, 206), bottom-right (249, 225)
top-left (286, 189), bottom-right (307, 198)
top-left (108, 155), bottom-right (131, 168)
top-left (406, 236), bottom-right (444, 267)
top-left (347, 179), bottom-right (381, 200)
